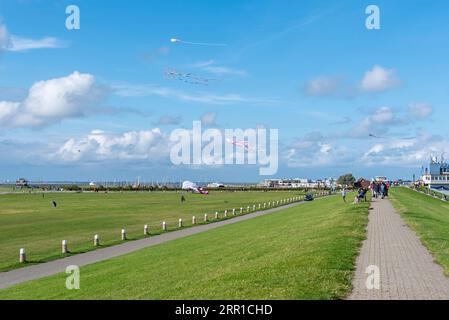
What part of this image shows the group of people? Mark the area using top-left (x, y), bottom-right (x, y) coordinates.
top-left (370, 180), bottom-right (390, 199)
top-left (341, 187), bottom-right (368, 204)
top-left (340, 179), bottom-right (390, 204)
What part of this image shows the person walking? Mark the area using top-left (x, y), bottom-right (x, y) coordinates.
top-left (375, 182), bottom-right (381, 198)
top-left (342, 188), bottom-right (347, 203)
top-left (381, 183), bottom-right (386, 199)
top-left (370, 180), bottom-right (375, 197)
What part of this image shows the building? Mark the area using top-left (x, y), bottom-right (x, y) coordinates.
top-left (259, 178), bottom-right (328, 189)
top-left (207, 182), bottom-right (225, 188)
top-left (15, 178), bottom-right (29, 188)
top-left (422, 156), bottom-right (449, 190)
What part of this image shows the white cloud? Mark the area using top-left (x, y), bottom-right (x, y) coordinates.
top-left (304, 65), bottom-right (401, 98)
top-left (200, 112), bottom-right (217, 126)
top-left (193, 60), bottom-right (248, 77)
top-left (0, 71), bottom-right (108, 128)
top-left (284, 132), bottom-right (354, 168)
top-left (114, 84), bottom-right (280, 106)
top-left (370, 106), bottom-right (395, 124)
top-left (203, 66), bottom-right (248, 77)
top-left (349, 106), bottom-right (397, 139)
top-left (0, 23), bottom-right (65, 52)
top-left (303, 76), bottom-right (342, 97)
top-left (363, 144), bottom-right (384, 157)
top-left (192, 60), bottom-right (215, 68)
top-left (360, 65), bottom-right (401, 93)
top-left (156, 115), bottom-right (182, 125)
top-left (361, 134), bottom-right (449, 166)
top-left (408, 102), bottom-right (433, 119)
top-left (283, 129), bottom-right (448, 171)
top-left (344, 103), bottom-right (433, 140)
top-left (56, 128), bottom-right (171, 163)
top-left (8, 36), bottom-right (65, 52)
top-left (0, 24), bottom-right (11, 51)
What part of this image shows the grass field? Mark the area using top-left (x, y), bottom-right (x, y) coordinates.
top-left (0, 190), bottom-right (309, 272)
top-left (0, 194), bottom-right (369, 300)
top-left (390, 187), bottom-right (449, 275)
top-left (0, 185), bottom-right (29, 193)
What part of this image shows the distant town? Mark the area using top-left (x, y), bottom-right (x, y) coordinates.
top-left (2, 156), bottom-right (447, 194)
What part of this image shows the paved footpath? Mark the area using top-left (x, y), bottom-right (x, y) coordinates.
top-left (0, 199), bottom-right (313, 290)
top-left (349, 198), bottom-right (449, 300)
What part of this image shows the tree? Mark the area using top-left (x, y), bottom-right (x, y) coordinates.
top-left (337, 173), bottom-right (356, 187)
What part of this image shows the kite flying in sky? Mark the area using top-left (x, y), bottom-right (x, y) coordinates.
top-left (226, 138), bottom-right (252, 151)
top-left (369, 133), bottom-right (416, 140)
top-left (164, 68), bottom-right (220, 86)
top-left (182, 181), bottom-right (209, 195)
top-left (170, 38), bottom-right (228, 47)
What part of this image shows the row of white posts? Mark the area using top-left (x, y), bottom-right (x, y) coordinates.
top-left (18, 192), bottom-right (331, 263)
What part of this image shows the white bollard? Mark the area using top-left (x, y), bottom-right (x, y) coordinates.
top-left (247, 206), bottom-right (250, 212)
top-left (19, 248), bottom-right (26, 263)
top-left (62, 240), bottom-right (68, 254)
top-left (179, 218), bottom-right (183, 228)
top-left (233, 209), bottom-right (236, 216)
top-left (204, 213), bottom-right (208, 222)
top-left (264, 203), bottom-right (266, 208)
top-left (224, 210), bottom-right (228, 218)
top-left (253, 205), bottom-right (256, 211)
top-left (94, 234), bottom-right (100, 246)
top-left (192, 216), bottom-right (196, 225)
top-left (121, 228), bottom-right (126, 240)
top-left (258, 204), bottom-right (261, 209)
top-left (144, 225), bottom-right (149, 235)
top-left (162, 221), bottom-right (167, 231)
top-left (215, 212), bottom-right (219, 219)
top-left (240, 207), bottom-right (243, 214)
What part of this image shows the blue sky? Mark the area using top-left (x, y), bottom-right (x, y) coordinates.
top-left (0, 0), bottom-right (448, 182)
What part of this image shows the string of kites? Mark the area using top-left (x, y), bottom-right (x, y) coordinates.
top-left (164, 37), bottom-right (228, 86)
top-left (164, 68), bottom-right (221, 86)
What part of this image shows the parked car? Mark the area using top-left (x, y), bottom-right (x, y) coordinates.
top-left (304, 193), bottom-right (314, 201)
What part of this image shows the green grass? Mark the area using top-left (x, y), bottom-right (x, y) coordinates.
top-left (0, 194), bottom-right (369, 300)
top-left (0, 190), bottom-right (308, 272)
top-left (390, 187), bottom-right (449, 275)
top-left (0, 185), bottom-right (28, 193)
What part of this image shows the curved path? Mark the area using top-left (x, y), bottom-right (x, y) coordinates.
top-left (349, 198), bottom-right (449, 300)
top-left (0, 199), bottom-right (314, 290)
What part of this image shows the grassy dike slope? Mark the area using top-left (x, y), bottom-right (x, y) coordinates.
top-left (390, 187), bottom-right (449, 275)
top-left (0, 191), bottom-right (299, 272)
top-left (0, 195), bottom-right (369, 300)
